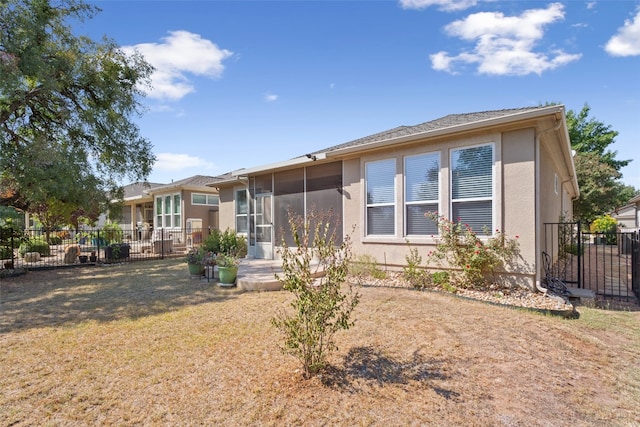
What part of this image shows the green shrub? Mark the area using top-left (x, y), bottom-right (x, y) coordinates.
top-left (0, 246), bottom-right (13, 259)
top-left (272, 210), bottom-right (359, 378)
top-left (425, 212), bottom-right (520, 289)
top-left (350, 254), bottom-right (386, 281)
top-left (210, 228), bottom-right (247, 258)
top-left (403, 243), bottom-right (430, 289)
top-left (431, 271), bottom-right (450, 287)
top-left (48, 235), bottom-right (62, 245)
top-left (19, 239), bottom-right (50, 257)
top-left (590, 215), bottom-right (618, 245)
top-left (102, 223), bottom-right (123, 244)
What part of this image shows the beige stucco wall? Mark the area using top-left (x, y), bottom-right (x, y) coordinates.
top-left (341, 130), bottom-right (539, 288)
top-left (218, 186), bottom-right (236, 232)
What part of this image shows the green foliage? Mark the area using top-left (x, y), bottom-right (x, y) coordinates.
top-left (48, 235), bottom-right (62, 245)
top-left (403, 242), bottom-right (431, 289)
top-left (204, 228), bottom-right (247, 258)
top-left (566, 104), bottom-right (636, 223)
top-left (102, 222), bottom-right (123, 244)
top-left (349, 254), bottom-right (386, 282)
top-left (589, 214), bottom-right (618, 233)
top-left (185, 246), bottom-right (206, 265)
top-left (431, 271), bottom-right (450, 287)
top-left (0, 0), bottom-right (154, 215)
top-left (272, 210), bottom-right (360, 378)
top-left (425, 212), bottom-right (520, 289)
top-left (19, 239), bottom-right (50, 257)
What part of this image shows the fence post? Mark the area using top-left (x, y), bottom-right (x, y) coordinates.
top-left (577, 221), bottom-right (582, 289)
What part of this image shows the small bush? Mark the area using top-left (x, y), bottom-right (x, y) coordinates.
top-left (403, 243), bottom-right (430, 289)
top-left (19, 239), bottom-right (50, 257)
top-left (48, 235), bottom-right (62, 245)
top-left (563, 243), bottom-right (584, 256)
top-left (0, 246), bottom-right (13, 259)
top-left (206, 228), bottom-right (247, 258)
top-left (102, 223), bottom-right (123, 244)
top-left (272, 210), bottom-right (359, 378)
top-left (350, 254), bottom-right (386, 281)
top-left (431, 271), bottom-right (450, 287)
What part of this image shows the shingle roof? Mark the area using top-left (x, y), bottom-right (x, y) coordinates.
top-left (312, 106), bottom-right (546, 155)
top-left (150, 175), bottom-right (223, 191)
top-left (123, 182), bottom-right (164, 199)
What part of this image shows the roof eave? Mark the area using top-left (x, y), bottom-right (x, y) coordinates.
top-left (231, 153), bottom-right (327, 177)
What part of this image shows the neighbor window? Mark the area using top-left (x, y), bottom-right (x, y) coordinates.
top-left (235, 189), bottom-right (248, 233)
top-left (405, 152), bottom-right (439, 235)
top-left (155, 193), bottom-right (181, 228)
top-left (366, 158), bottom-right (396, 235)
top-left (451, 144), bottom-right (493, 232)
top-left (192, 193), bottom-right (219, 206)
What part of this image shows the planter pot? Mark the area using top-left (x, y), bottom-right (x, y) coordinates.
top-left (78, 255), bottom-right (88, 264)
top-left (89, 255), bottom-right (97, 263)
top-left (188, 262), bottom-right (205, 278)
top-left (218, 266), bottom-right (238, 286)
top-left (4, 261), bottom-right (13, 269)
top-left (105, 243), bottom-right (130, 260)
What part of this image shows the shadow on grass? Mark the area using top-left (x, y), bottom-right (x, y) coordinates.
top-left (0, 259), bottom-right (241, 332)
top-left (322, 346), bottom-right (460, 399)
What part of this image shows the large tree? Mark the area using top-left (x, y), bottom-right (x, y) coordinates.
top-left (0, 0), bottom-right (155, 218)
top-left (566, 104), bottom-right (636, 224)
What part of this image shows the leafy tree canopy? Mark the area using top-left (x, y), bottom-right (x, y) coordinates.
top-left (565, 104), bottom-right (636, 223)
top-left (0, 0), bottom-right (155, 224)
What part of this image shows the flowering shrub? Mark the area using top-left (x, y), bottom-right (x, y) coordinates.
top-left (425, 212), bottom-right (520, 289)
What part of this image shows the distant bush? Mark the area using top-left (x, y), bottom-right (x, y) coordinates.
top-left (0, 246), bottom-right (13, 259)
top-left (19, 239), bottom-right (50, 257)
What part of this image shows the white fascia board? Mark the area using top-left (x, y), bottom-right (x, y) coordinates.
top-left (231, 153), bottom-right (327, 177)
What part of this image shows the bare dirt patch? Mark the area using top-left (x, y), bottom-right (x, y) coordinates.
top-left (1, 259), bottom-right (639, 426)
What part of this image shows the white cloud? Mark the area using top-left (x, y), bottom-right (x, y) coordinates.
top-left (605, 8), bottom-right (640, 57)
top-left (154, 153), bottom-right (217, 173)
top-left (123, 31), bottom-right (233, 100)
top-left (399, 0), bottom-right (477, 12)
top-left (430, 2), bottom-right (582, 75)
top-left (264, 93), bottom-right (278, 102)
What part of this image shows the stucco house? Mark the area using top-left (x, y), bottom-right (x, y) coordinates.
top-left (213, 105), bottom-right (579, 290)
top-left (611, 193), bottom-right (640, 230)
top-left (117, 175), bottom-right (222, 249)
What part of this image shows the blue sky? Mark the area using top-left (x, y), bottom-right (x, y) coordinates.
top-left (84, 1), bottom-right (640, 189)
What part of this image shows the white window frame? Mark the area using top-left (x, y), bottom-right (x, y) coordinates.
top-left (450, 143), bottom-right (495, 234)
top-left (235, 189), bottom-right (249, 234)
top-left (365, 158), bottom-right (396, 236)
top-left (404, 152), bottom-right (440, 236)
top-left (155, 193), bottom-right (182, 229)
top-left (191, 193), bottom-right (219, 206)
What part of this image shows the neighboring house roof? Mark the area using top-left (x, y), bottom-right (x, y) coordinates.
top-left (123, 182), bottom-right (165, 201)
top-left (146, 175), bottom-right (223, 194)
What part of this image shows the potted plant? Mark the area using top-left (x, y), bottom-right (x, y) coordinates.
top-left (216, 253), bottom-right (239, 286)
top-left (186, 247), bottom-right (206, 278)
top-left (89, 251), bottom-right (97, 263)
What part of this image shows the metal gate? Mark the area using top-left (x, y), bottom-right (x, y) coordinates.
top-left (544, 222), bottom-right (640, 303)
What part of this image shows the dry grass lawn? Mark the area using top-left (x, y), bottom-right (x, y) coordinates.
top-left (1, 259), bottom-right (639, 426)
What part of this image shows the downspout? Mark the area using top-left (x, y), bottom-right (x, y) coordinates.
top-left (535, 119), bottom-right (563, 293)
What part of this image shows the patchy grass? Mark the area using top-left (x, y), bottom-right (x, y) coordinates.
top-left (1, 259), bottom-right (639, 426)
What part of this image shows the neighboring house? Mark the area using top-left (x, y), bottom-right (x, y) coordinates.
top-left (115, 181), bottom-right (165, 239)
top-left (611, 193), bottom-right (640, 229)
top-left (213, 105), bottom-right (579, 291)
top-left (116, 175), bottom-right (221, 248)
top-left (145, 175), bottom-right (222, 247)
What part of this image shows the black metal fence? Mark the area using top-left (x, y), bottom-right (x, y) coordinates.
top-left (543, 222), bottom-right (640, 303)
top-left (0, 227), bottom-right (214, 270)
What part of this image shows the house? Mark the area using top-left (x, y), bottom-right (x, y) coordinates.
top-left (213, 105), bottom-right (579, 290)
top-left (116, 175), bottom-right (222, 249)
top-left (611, 193), bottom-right (640, 230)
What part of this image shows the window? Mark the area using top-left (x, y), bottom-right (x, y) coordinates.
top-left (155, 193), bottom-right (182, 228)
top-left (451, 144), bottom-right (493, 232)
top-left (366, 159), bottom-right (395, 235)
top-left (192, 193), bottom-right (219, 206)
top-left (405, 153), bottom-right (439, 235)
top-left (236, 189), bottom-right (248, 233)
